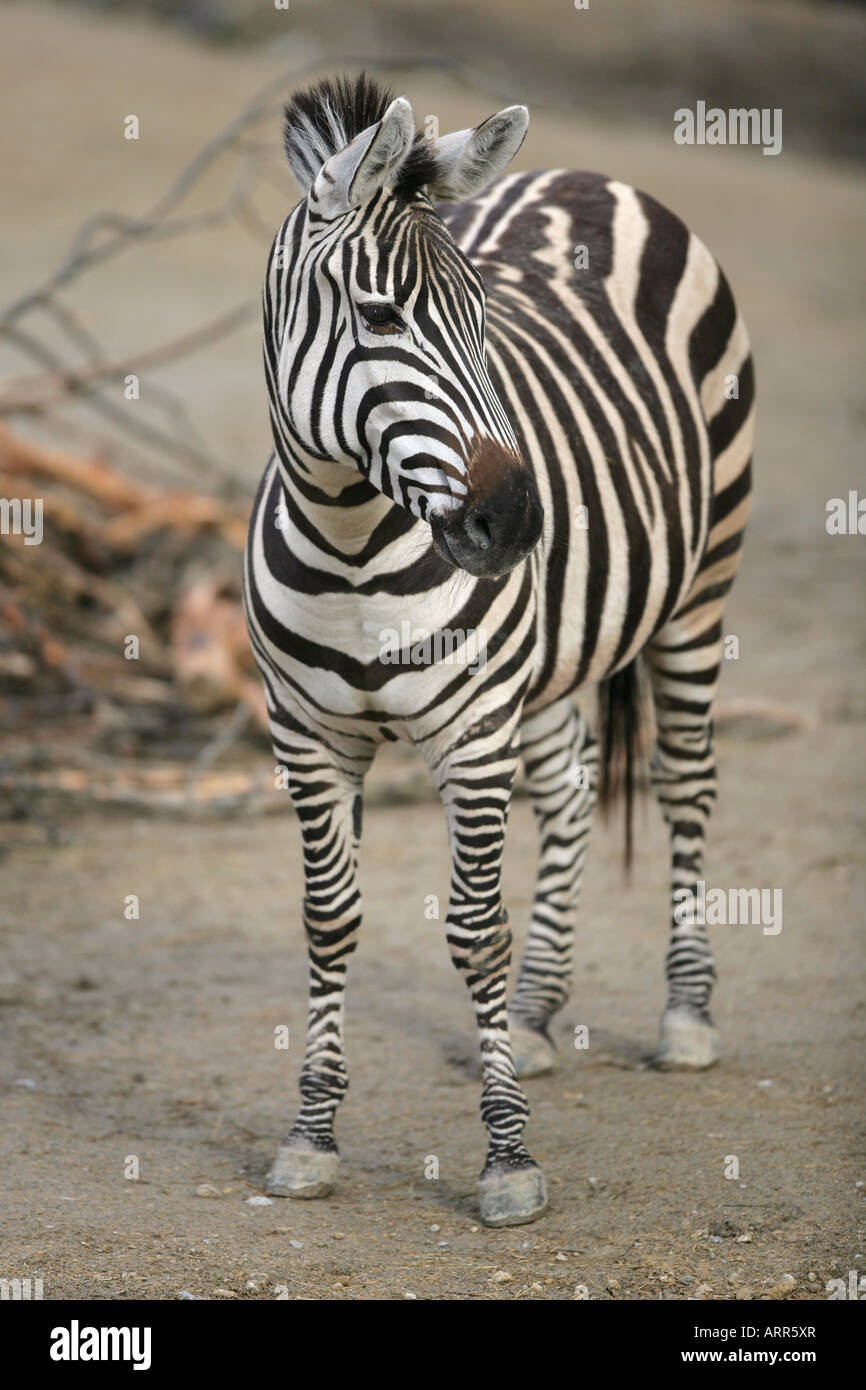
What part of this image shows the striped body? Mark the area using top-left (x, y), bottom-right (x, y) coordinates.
top-left (247, 168), bottom-right (752, 746)
top-left (463, 170), bottom-right (752, 707)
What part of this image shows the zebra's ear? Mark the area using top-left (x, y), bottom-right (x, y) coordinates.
top-left (427, 106), bottom-right (529, 202)
top-left (309, 97), bottom-right (415, 217)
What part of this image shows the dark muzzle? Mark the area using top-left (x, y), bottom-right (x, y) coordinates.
top-left (431, 461), bottom-right (543, 578)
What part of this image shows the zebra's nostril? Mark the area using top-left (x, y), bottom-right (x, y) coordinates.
top-left (466, 509), bottom-right (493, 550)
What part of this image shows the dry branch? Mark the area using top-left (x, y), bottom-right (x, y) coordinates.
top-left (0, 304), bottom-right (254, 417)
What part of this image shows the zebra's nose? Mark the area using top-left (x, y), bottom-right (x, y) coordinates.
top-left (434, 467), bottom-right (543, 577)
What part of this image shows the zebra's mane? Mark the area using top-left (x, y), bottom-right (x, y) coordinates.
top-left (282, 72), bottom-right (440, 199)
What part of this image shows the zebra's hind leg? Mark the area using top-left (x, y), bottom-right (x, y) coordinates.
top-left (432, 733), bottom-right (548, 1227)
top-left (267, 714), bottom-right (371, 1199)
top-left (509, 698), bottom-right (598, 1078)
top-left (646, 619), bottom-right (725, 1071)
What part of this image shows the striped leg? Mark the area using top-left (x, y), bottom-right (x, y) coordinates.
top-left (647, 618), bottom-right (724, 1070)
top-left (509, 698), bottom-right (598, 1077)
top-left (431, 731), bottom-right (548, 1226)
top-left (266, 709), bottom-right (372, 1198)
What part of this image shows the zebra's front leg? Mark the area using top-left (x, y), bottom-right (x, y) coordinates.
top-left (648, 627), bottom-right (722, 1070)
top-left (509, 699), bottom-right (598, 1077)
top-left (435, 738), bottom-right (548, 1227)
top-left (267, 740), bottom-right (368, 1199)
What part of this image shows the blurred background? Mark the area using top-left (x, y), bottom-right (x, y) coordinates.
top-left (0, 0), bottom-right (864, 1302)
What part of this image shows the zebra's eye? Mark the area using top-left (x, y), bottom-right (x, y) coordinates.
top-left (358, 301), bottom-right (403, 335)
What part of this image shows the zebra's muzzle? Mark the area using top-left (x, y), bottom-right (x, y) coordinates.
top-left (430, 466), bottom-right (543, 578)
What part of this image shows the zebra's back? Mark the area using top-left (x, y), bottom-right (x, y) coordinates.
top-left (441, 169), bottom-right (755, 710)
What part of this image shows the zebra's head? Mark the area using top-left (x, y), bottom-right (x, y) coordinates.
top-left (266, 74), bottom-right (542, 579)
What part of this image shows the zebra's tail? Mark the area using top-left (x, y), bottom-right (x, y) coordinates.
top-left (597, 657), bottom-right (652, 872)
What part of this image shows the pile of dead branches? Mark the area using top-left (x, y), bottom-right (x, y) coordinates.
top-left (0, 421), bottom-right (273, 818)
top-left (0, 418), bottom-right (262, 720)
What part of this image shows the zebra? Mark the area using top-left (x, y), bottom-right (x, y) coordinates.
top-left (244, 73), bottom-right (755, 1227)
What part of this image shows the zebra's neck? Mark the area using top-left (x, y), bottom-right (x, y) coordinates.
top-left (270, 437), bottom-right (432, 579)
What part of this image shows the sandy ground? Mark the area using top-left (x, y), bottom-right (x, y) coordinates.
top-left (1, 2), bottom-right (864, 1300)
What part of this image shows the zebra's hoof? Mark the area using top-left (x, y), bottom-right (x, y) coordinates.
top-left (266, 1142), bottom-right (339, 1199)
top-left (479, 1164), bottom-right (549, 1227)
top-left (653, 1007), bottom-right (721, 1071)
top-left (508, 1017), bottom-right (556, 1078)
